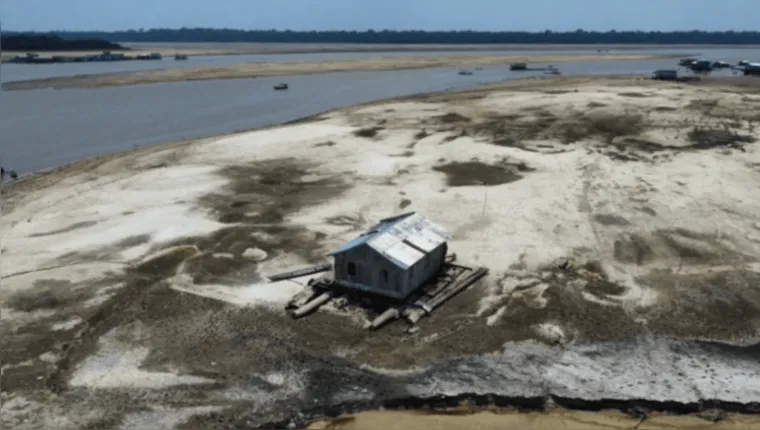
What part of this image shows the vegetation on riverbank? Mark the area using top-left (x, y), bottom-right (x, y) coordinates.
top-left (6, 28), bottom-right (760, 44)
top-left (1, 34), bottom-right (126, 51)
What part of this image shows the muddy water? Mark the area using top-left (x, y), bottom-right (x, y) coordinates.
top-left (3, 46), bottom-right (756, 175)
top-left (308, 409), bottom-right (759, 430)
top-left (0, 57), bottom-right (687, 175)
top-left (3, 48), bottom-right (758, 84)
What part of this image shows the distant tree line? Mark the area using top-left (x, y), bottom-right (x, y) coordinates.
top-left (4, 29), bottom-right (760, 45)
top-left (2, 34), bottom-right (126, 51)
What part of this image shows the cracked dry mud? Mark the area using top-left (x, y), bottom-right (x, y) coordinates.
top-left (3, 76), bottom-right (760, 429)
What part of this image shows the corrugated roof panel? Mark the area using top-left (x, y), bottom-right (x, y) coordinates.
top-left (367, 231), bottom-right (401, 253)
top-left (329, 235), bottom-right (372, 255)
top-left (405, 228), bottom-right (444, 252)
top-left (331, 211), bottom-right (450, 267)
top-left (383, 242), bottom-right (425, 268)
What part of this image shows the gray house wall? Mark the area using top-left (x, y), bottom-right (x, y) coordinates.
top-left (333, 242), bottom-right (448, 300)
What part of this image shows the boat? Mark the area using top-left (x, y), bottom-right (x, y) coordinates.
top-left (174, 54), bottom-right (188, 61)
top-left (509, 62), bottom-right (527, 71)
top-left (712, 61), bottom-right (731, 69)
top-left (689, 59), bottom-right (713, 72)
top-left (273, 83), bottom-right (289, 90)
top-left (458, 70), bottom-right (473, 75)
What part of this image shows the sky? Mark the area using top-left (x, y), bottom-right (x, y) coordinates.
top-left (2, 0), bottom-right (758, 32)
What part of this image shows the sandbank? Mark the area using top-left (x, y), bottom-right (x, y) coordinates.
top-left (3, 76), bottom-right (760, 429)
top-left (3, 52), bottom-right (680, 90)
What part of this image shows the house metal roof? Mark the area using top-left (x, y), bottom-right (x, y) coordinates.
top-left (329, 212), bottom-right (450, 269)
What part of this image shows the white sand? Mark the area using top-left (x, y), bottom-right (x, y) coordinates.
top-left (69, 329), bottom-right (214, 389)
top-left (4, 78), bottom-right (760, 426)
top-left (4, 80), bottom-right (760, 317)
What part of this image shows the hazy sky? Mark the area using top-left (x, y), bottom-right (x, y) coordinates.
top-left (2, 0), bottom-right (757, 32)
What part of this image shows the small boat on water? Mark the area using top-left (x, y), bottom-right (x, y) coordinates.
top-left (712, 61), bottom-right (731, 69)
top-left (458, 70), bottom-right (473, 75)
top-left (273, 83), bottom-right (289, 90)
top-left (174, 54), bottom-right (188, 61)
top-left (509, 62), bottom-right (527, 71)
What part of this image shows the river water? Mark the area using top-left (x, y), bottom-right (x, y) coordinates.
top-left (1, 48), bottom-right (758, 175)
top-left (4, 47), bottom-right (758, 83)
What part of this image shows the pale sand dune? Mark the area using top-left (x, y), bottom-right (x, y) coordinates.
top-left (3, 76), bottom-right (760, 428)
top-left (3, 52), bottom-right (680, 90)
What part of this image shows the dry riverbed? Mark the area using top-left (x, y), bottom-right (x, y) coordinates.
top-left (3, 76), bottom-right (760, 429)
top-left (2, 52), bottom-right (679, 90)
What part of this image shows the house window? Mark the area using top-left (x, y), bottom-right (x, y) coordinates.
top-left (347, 262), bottom-right (357, 276)
top-left (381, 269), bottom-right (389, 283)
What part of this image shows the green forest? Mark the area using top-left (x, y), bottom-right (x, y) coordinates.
top-left (5, 28), bottom-right (760, 44)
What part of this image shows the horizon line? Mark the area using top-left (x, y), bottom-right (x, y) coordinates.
top-left (4, 28), bottom-right (760, 34)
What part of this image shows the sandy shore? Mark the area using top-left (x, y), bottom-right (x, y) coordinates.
top-left (3, 52), bottom-right (680, 90)
top-left (1, 42), bottom-right (743, 62)
top-left (308, 408), bottom-right (760, 429)
top-left (88, 42), bottom-right (760, 56)
top-left (3, 76), bottom-right (760, 429)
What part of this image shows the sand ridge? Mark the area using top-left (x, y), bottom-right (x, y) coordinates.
top-left (2, 76), bottom-right (760, 428)
top-left (2, 52), bottom-right (681, 90)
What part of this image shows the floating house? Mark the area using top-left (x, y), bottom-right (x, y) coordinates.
top-left (329, 212), bottom-right (450, 300)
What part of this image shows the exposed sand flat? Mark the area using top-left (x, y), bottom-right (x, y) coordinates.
top-left (3, 52), bottom-right (680, 90)
top-left (1, 42), bottom-right (742, 62)
top-left (3, 76), bottom-right (760, 428)
top-left (81, 42), bottom-right (760, 56)
top-left (308, 409), bottom-right (760, 430)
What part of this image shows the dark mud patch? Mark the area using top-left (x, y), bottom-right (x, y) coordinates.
top-left (27, 220), bottom-right (98, 238)
top-left (399, 198), bottom-right (412, 209)
top-left (314, 140), bottom-right (337, 147)
top-left (200, 157), bottom-right (350, 225)
top-left (617, 137), bottom-right (668, 153)
top-left (353, 127), bottom-right (384, 138)
top-left (5, 279), bottom-right (86, 312)
top-left (433, 161), bottom-right (529, 186)
top-left (618, 92), bottom-right (650, 98)
top-left (1, 273), bottom-right (126, 393)
top-left (389, 151), bottom-right (415, 158)
top-left (613, 229), bottom-right (747, 266)
top-left (414, 129), bottom-right (430, 140)
top-left (614, 234), bottom-right (656, 265)
top-left (7, 158), bottom-right (347, 395)
top-left (642, 269), bottom-right (760, 339)
top-left (469, 109), bottom-right (647, 147)
top-left (687, 126), bottom-right (756, 149)
top-left (150, 225), bottom-right (329, 286)
top-left (639, 206), bottom-right (657, 216)
top-left (653, 106), bottom-right (678, 112)
top-left (587, 101), bottom-right (607, 108)
top-left (437, 113), bottom-right (471, 124)
top-left (441, 129), bottom-right (469, 143)
top-left (551, 110), bottom-right (647, 144)
top-left (594, 214), bottom-right (631, 226)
